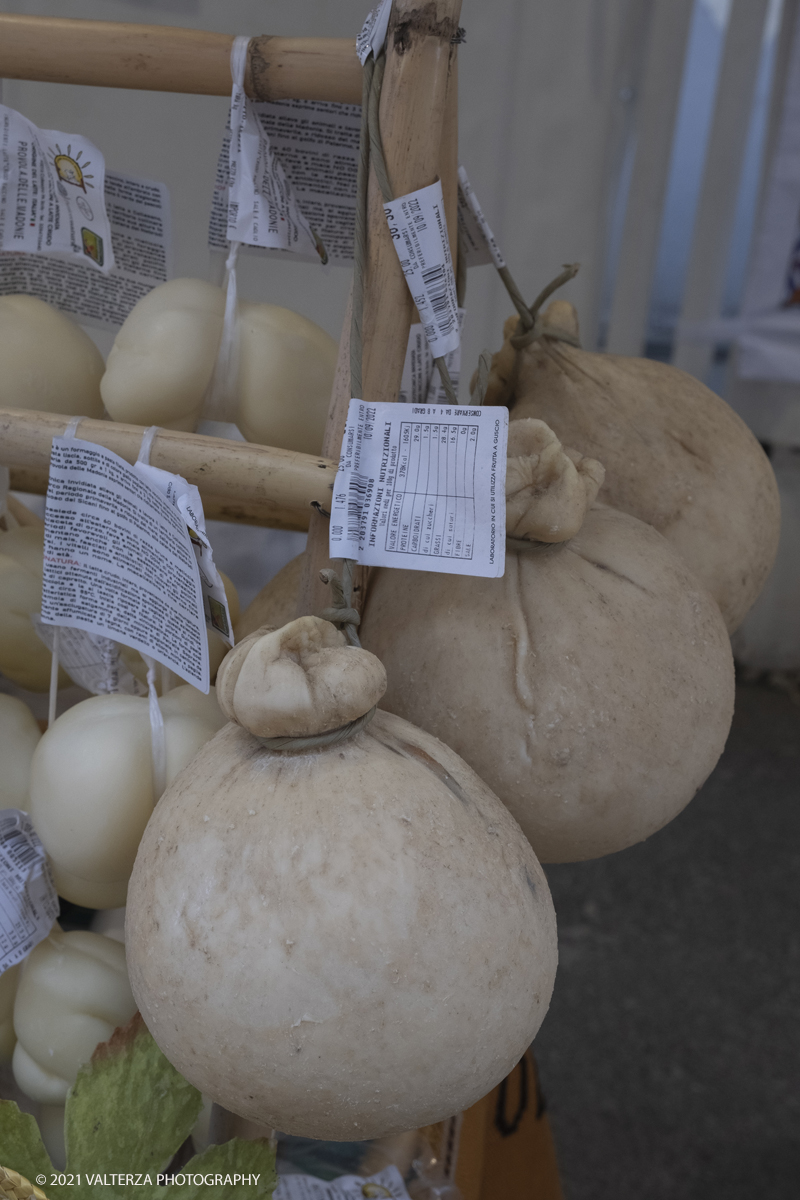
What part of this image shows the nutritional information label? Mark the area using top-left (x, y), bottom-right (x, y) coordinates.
top-left (331, 400), bottom-right (507, 578)
top-left (387, 421), bottom-right (477, 559)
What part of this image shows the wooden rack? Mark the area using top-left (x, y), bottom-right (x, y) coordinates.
top-left (0, 3), bottom-right (461, 616)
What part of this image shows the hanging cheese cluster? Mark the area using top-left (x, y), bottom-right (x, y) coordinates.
top-left (100, 278), bottom-right (338, 452)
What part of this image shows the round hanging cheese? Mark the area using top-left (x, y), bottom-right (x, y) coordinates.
top-left (126, 616), bottom-right (558, 1139)
top-left (480, 300), bottom-right (780, 632)
top-left (0, 295), bottom-right (104, 418)
top-left (360, 419), bottom-right (735, 862)
top-left (29, 685), bottom-right (226, 907)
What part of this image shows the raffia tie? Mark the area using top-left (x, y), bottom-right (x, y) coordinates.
top-left (508, 263), bottom-right (582, 350)
top-left (0, 1167), bottom-right (48, 1200)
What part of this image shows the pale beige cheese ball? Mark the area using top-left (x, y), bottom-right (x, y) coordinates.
top-left (127, 619), bottom-right (557, 1139)
top-left (235, 554), bottom-right (304, 640)
top-left (482, 302), bottom-right (780, 632)
top-left (29, 686), bottom-right (226, 907)
top-left (101, 278), bottom-right (225, 431)
top-left (0, 524), bottom-right (68, 691)
top-left (0, 295), bottom-right (104, 417)
top-left (235, 303), bottom-right (337, 453)
top-left (12, 929), bottom-right (135, 1104)
top-left (360, 505), bottom-right (735, 863)
top-left (0, 694), bottom-right (41, 809)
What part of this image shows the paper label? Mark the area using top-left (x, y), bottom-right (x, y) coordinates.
top-left (30, 617), bottom-right (146, 697)
top-left (0, 171), bottom-right (172, 330)
top-left (456, 166), bottom-right (505, 269)
top-left (226, 80), bottom-right (320, 259)
top-left (210, 99), bottom-right (360, 265)
top-left (356, 0), bottom-right (393, 65)
top-left (41, 438), bottom-right (210, 692)
top-left (0, 809), bottom-right (59, 976)
top-left (384, 179), bottom-right (460, 358)
top-left (399, 309), bottom-right (466, 404)
top-left (0, 104), bottom-right (113, 273)
top-left (330, 399), bottom-right (507, 576)
top-left (134, 462), bottom-right (233, 647)
top-left (275, 1166), bottom-right (409, 1200)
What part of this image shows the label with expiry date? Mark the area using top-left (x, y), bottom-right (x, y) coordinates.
top-left (383, 179), bottom-right (460, 360)
top-left (330, 399), bottom-right (507, 578)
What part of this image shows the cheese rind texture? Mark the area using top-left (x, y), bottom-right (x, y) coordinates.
top-left (126, 709), bottom-right (558, 1139)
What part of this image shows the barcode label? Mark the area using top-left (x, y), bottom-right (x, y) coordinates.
top-left (0, 809), bottom-right (59, 974)
top-left (347, 472), bottom-right (370, 542)
top-left (383, 179), bottom-right (460, 359)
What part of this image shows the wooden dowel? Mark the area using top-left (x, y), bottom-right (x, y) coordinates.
top-left (361, 0), bottom-right (461, 404)
top-left (298, 0), bottom-right (462, 619)
top-left (0, 409), bottom-right (336, 532)
top-left (0, 15), bottom-right (361, 103)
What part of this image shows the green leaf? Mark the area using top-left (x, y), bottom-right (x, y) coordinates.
top-left (0, 1100), bottom-right (53, 1181)
top-left (177, 1137), bottom-right (278, 1200)
top-left (65, 1013), bottom-right (203, 1175)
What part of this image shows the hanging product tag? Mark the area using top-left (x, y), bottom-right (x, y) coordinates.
top-left (41, 437), bottom-right (210, 692)
top-left (30, 617), bottom-right (147, 696)
top-left (0, 809), bottom-right (59, 975)
top-left (456, 166), bottom-right (506, 269)
top-left (226, 40), bottom-right (322, 258)
top-left (330, 398), bottom-right (507, 577)
top-left (275, 1166), bottom-right (410, 1200)
top-left (134, 432), bottom-right (233, 649)
top-left (399, 308), bottom-right (466, 403)
top-left (0, 171), bottom-right (172, 329)
top-left (0, 104), bottom-right (114, 273)
top-left (384, 179), bottom-right (460, 359)
top-left (356, 0), bottom-right (393, 64)
top-left (209, 100), bottom-right (360, 265)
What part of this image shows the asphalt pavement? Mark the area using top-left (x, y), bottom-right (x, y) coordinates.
top-left (535, 681), bottom-right (800, 1200)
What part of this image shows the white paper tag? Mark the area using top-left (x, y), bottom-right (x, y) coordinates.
top-left (275, 1165), bottom-right (410, 1200)
top-left (41, 438), bottom-right (210, 692)
top-left (0, 104), bottom-right (114, 273)
top-left (210, 100), bottom-right (360, 265)
top-left (330, 399), bottom-right (507, 577)
top-left (456, 166), bottom-right (506, 269)
top-left (30, 617), bottom-right (147, 696)
top-left (384, 179), bottom-right (459, 358)
top-left (0, 809), bottom-right (59, 975)
top-left (134, 462), bottom-right (233, 647)
top-left (356, 0), bottom-right (393, 65)
top-left (398, 309), bottom-right (466, 404)
top-left (0, 171), bottom-right (172, 330)
top-left (227, 69), bottom-right (321, 258)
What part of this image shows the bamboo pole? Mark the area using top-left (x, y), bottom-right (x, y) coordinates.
top-left (298, 0), bottom-right (462, 619)
top-left (0, 409), bottom-right (336, 532)
top-left (0, 15), bottom-right (361, 103)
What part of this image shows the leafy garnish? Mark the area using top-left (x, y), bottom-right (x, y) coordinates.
top-left (179, 1137), bottom-right (278, 1200)
top-left (2, 1015), bottom-right (277, 1200)
top-left (65, 1014), bottom-right (203, 1175)
top-left (0, 1101), bottom-right (53, 1182)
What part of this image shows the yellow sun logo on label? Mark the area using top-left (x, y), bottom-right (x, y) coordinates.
top-left (49, 144), bottom-right (95, 192)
